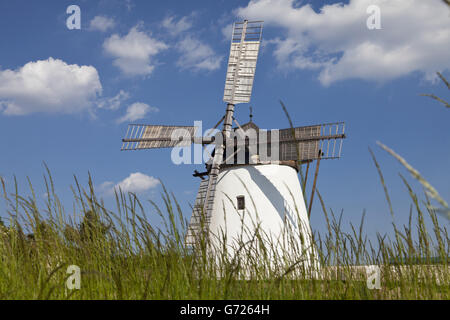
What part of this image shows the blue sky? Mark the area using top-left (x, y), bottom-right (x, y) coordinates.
top-left (0, 0), bottom-right (449, 241)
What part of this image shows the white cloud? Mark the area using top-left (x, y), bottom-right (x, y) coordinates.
top-left (89, 16), bottom-right (116, 32)
top-left (176, 36), bottom-right (223, 71)
top-left (160, 14), bottom-right (222, 72)
top-left (101, 173), bottom-right (160, 195)
top-left (221, 23), bottom-right (233, 41)
top-left (162, 15), bottom-right (193, 36)
top-left (103, 25), bottom-right (168, 76)
top-left (0, 58), bottom-right (102, 115)
top-left (99, 181), bottom-right (114, 194)
top-left (236, 0), bottom-right (450, 85)
top-left (97, 90), bottom-right (130, 110)
top-left (125, 0), bottom-right (134, 11)
top-left (117, 102), bottom-right (159, 123)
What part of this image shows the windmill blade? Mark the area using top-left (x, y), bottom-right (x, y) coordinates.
top-left (185, 174), bottom-right (218, 247)
top-left (121, 124), bottom-right (198, 151)
top-left (185, 178), bottom-right (210, 247)
top-left (228, 122), bottom-right (346, 162)
top-left (186, 143), bottom-right (223, 247)
top-left (278, 122), bottom-right (346, 162)
top-left (200, 147), bottom-right (222, 230)
top-left (223, 20), bottom-right (263, 105)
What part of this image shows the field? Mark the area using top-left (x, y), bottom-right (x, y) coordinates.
top-left (2, 86), bottom-right (449, 299)
top-left (0, 159), bottom-right (448, 300)
top-left (0, 0), bottom-right (449, 302)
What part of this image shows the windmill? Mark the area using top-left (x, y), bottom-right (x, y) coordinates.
top-left (121, 20), bottom-right (346, 266)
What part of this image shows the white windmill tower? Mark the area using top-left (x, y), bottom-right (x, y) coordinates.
top-left (121, 20), bottom-right (346, 271)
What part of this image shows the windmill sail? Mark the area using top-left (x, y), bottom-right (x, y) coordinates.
top-left (223, 21), bottom-right (263, 105)
top-left (121, 124), bottom-right (198, 150)
top-left (279, 122), bottom-right (346, 161)
top-left (185, 177), bottom-right (217, 247)
top-left (229, 122), bottom-right (346, 162)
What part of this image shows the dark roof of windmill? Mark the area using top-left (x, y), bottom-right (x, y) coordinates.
top-left (204, 120), bottom-right (298, 172)
top-left (234, 121), bottom-right (259, 132)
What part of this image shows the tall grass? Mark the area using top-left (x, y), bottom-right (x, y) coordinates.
top-left (0, 161), bottom-right (448, 300)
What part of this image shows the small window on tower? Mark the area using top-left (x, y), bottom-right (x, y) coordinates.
top-left (237, 196), bottom-right (245, 210)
